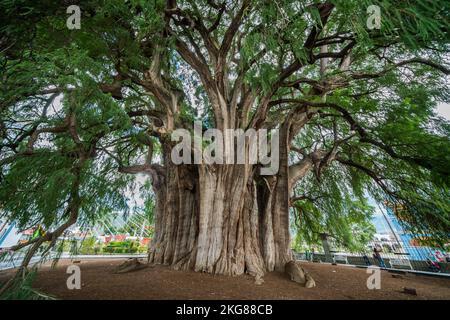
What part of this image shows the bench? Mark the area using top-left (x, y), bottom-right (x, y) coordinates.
top-left (389, 258), bottom-right (413, 270)
top-left (294, 252), bottom-right (307, 261)
top-left (333, 254), bottom-right (348, 264)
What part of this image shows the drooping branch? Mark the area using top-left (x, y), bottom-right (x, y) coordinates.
top-left (349, 57), bottom-right (450, 80)
top-left (0, 151), bottom-right (85, 296)
top-left (327, 103), bottom-right (449, 175)
top-left (336, 156), bottom-right (392, 195)
top-left (274, 99), bottom-right (449, 176)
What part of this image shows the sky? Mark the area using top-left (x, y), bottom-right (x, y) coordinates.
top-left (368, 196), bottom-right (392, 234)
top-left (436, 102), bottom-right (450, 120)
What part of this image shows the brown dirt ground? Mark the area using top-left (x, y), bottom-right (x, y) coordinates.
top-left (1, 259), bottom-right (449, 300)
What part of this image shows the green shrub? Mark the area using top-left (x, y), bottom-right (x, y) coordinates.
top-left (102, 240), bottom-right (142, 254)
top-left (0, 270), bottom-right (55, 300)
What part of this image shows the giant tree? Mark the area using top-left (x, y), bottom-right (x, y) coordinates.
top-left (1, 0), bottom-right (449, 286)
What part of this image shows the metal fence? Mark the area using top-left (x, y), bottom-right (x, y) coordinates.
top-left (294, 241), bottom-right (450, 274)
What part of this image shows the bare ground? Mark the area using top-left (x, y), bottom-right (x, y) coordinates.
top-left (1, 259), bottom-right (449, 300)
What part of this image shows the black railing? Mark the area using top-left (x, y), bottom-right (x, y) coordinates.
top-left (294, 244), bottom-right (450, 274)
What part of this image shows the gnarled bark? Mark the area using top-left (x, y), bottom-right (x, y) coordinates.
top-left (148, 162), bottom-right (268, 276)
top-left (147, 145), bottom-right (294, 276)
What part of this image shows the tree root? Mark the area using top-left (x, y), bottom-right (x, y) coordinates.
top-left (284, 260), bottom-right (316, 288)
top-left (114, 258), bottom-right (147, 274)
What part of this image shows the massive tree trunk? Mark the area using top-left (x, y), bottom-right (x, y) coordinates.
top-left (195, 164), bottom-right (260, 275)
top-left (147, 110), bottom-right (298, 276)
top-left (259, 120), bottom-right (293, 272)
top-left (148, 160), bottom-right (292, 277)
top-left (148, 160), bottom-right (199, 270)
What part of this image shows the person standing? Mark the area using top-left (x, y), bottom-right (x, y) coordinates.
top-left (373, 246), bottom-right (386, 268)
top-left (363, 253), bottom-right (371, 266)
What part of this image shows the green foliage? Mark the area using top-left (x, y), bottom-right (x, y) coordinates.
top-left (102, 240), bottom-right (146, 254)
top-left (0, 0), bottom-right (449, 260)
top-left (0, 270), bottom-right (55, 300)
top-left (291, 163), bottom-right (376, 252)
top-left (79, 236), bottom-right (102, 255)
